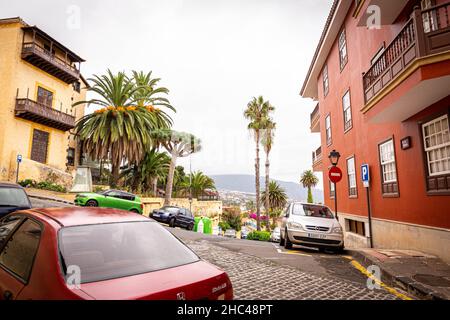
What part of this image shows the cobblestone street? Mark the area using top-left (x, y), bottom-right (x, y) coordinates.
top-left (186, 240), bottom-right (400, 300)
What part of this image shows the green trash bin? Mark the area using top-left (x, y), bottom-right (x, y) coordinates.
top-left (194, 217), bottom-right (212, 234)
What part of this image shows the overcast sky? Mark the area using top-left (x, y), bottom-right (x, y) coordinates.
top-left (1, 0), bottom-right (330, 186)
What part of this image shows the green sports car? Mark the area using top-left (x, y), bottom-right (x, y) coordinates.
top-left (74, 189), bottom-right (143, 214)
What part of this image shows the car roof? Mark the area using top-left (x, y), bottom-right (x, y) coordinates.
top-left (0, 181), bottom-right (23, 188)
top-left (17, 207), bottom-right (149, 227)
top-left (106, 189), bottom-right (136, 196)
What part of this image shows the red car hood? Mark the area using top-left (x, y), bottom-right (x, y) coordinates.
top-left (78, 260), bottom-right (232, 300)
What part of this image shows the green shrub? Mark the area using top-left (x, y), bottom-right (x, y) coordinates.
top-left (18, 179), bottom-right (36, 188)
top-left (218, 221), bottom-right (231, 232)
top-left (18, 179), bottom-right (66, 193)
top-left (247, 231), bottom-right (271, 242)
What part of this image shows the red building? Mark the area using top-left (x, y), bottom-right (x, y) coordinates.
top-left (301, 0), bottom-right (450, 262)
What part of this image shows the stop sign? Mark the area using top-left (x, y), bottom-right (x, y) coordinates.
top-left (328, 166), bottom-right (343, 183)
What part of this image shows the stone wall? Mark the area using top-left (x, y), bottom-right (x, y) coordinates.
top-left (141, 197), bottom-right (223, 219)
top-left (9, 156), bottom-right (73, 189)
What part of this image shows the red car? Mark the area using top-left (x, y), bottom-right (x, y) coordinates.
top-left (0, 207), bottom-right (233, 300)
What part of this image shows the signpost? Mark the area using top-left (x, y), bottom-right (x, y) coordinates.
top-left (328, 166), bottom-right (343, 219)
top-left (361, 164), bottom-right (373, 248)
top-left (16, 154), bottom-right (22, 183)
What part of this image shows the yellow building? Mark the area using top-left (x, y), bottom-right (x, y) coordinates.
top-left (0, 17), bottom-right (87, 188)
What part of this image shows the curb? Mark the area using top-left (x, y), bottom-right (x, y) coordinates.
top-left (348, 249), bottom-right (446, 300)
top-left (28, 194), bottom-right (75, 206)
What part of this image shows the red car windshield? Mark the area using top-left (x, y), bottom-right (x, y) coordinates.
top-left (58, 221), bottom-right (199, 283)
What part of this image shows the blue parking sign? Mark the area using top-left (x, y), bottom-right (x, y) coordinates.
top-left (361, 164), bottom-right (370, 187)
top-left (17, 154), bottom-right (22, 163)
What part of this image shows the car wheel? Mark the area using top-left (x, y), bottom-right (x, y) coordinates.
top-left (86, 200), bottom-right (98, 207)
top-left (284, 229), bottom-right (293, 249)
top-left (130, 209), bottom-right (139, 214)
top-left (169, 218), bottom-right (176, 228)
top-left (279, 232), bottom-right (285, 246)
top-left (334, 246), bottom-right (345, 254)
top-left (187, 223), bottom-right (194, 231)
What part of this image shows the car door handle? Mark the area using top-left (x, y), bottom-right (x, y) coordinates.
top-left (3, 290), bottom-right (13, 300)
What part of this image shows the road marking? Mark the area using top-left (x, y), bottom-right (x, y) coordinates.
top-left (348, 259), bottom-right (413, 300)
top-left (272, 244), bottom-right (312, 257)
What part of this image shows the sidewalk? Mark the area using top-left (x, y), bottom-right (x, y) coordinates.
top-left (349, 248), bottom-right (450, 300)
top-left (25, 188), bottom-right (75, 205)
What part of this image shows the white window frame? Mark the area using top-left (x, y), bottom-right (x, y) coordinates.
top-left (379, 139), bottom-right (397, 183)
top-left (342, 90), bottom-right (352, 130)
top-left (422, 114), bottom-right (450, 176)
top-left (322, 64), bottom-right (329, 96)
top-left (347, 157), bottom-right (357, 196)
top-left (338, 29), bottom-right (348, 69)
top-left (325, 114), bottom-right (332, 145)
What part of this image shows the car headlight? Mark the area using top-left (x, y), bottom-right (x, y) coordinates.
top-left (332, 226), bottom-right (343, 234)
top-left (288, 222), bottom-right (304, 230)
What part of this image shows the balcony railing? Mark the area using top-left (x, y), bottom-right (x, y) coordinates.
top-left (21, 42), bottom-right (80, 84)
top-left (15, 98), bottom-right (76, 131)
top-left (363, 3), bottom-right (450, 104)
top-left (312, 146), bottom-right (322, 165)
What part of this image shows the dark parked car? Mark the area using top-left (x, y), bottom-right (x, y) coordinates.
top-left (0, 182), bottom-right (32, 218)
top-left (150, 206), bottom-right (195, 230)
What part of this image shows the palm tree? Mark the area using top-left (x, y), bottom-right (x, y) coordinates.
top-left (300, 170), bottom-right (319, 203)
top-left (261, 117), bottom-right (276, 219)
top-left (180, 171), bottom-right (216, 199)
top-left (152, 129), bottom-right (201, 205)
top-left (244, 96), bottom-right (274, 231)
top-left (131, 70), bottom-right (175, 129)
top-left (261, 181), bottom-right (288, 226)
top-left (121, 149), bottom-right (171, 194)
top-left (74, 70), bottom-right (174, 186)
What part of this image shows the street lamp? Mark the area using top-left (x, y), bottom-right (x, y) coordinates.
top-left (328, 149), bottom-right (341, 220)
top-left (328, 149), bottom-right (341, 167)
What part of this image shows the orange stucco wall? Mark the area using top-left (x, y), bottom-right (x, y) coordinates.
top-left (315, 1), bottom-right (450, 230)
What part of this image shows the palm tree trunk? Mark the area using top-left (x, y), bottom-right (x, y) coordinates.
top-left (307, 186), bottom-right (313, 203)
top-left (111, 163), bottom-right (120, 188)
top-left (255, 130), bottom-right (261, 231)
top-left (164, 151), bottom-right (177, 206)
top-left (152, 177), bottom-right (158, 197)
top-left (265, 152), bottom-right (270, 231)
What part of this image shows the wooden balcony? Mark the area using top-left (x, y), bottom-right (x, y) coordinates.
top-left (21, 42), bottom-right (80, 84)
top-left (15, 98), bottom-right (75, 131)
top-left (363, 3), bottom-right (450, 105)
top-left (312, 146), bottom-right (323, 172)
top-left (310, 104), bottom-right (320, 133)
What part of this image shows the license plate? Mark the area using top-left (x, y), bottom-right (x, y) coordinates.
top-left (307, 233), bottom-right (326, 239)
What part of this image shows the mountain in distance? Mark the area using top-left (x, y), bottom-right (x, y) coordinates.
top-left (210, 174), bottom-right (324, 203)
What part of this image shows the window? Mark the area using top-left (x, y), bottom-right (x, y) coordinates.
top-left (292, 204), bottom-right (334, 219)
top-left (59, 222), bottom-right (199, 283)
top-left (379, 139), bottom-right (399, 195)
top-left (325, 114), bottom-right (332, 145)
top-left (342, 90), bottom-right (352, 131)
top-left (422, 115), bottom-right (450, 176)
top-left (322, 64), bottom-right (329, 97)
top-left (347, 157), bottom-right (357, 197)
top-left (36, 86), bottom-right (53, 107)
top-left (0, 216), bottom-right (22, 247)
top-left (30, 129), bottom-right (49, 164)
top-left (338, 29), bottom-right (348, 70)
top-left (329, 181), bottom-right (335, 198)
top-left (347, 219), bottom-right (365, 237)
top-left (0, 219), bottom-right (42, 282)
top-left (67, 147), bottom-right (75, 167)
top-left (379, 140), bottom-right (397, 183)
top-left (73, 81), bottom-right (81, 93)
